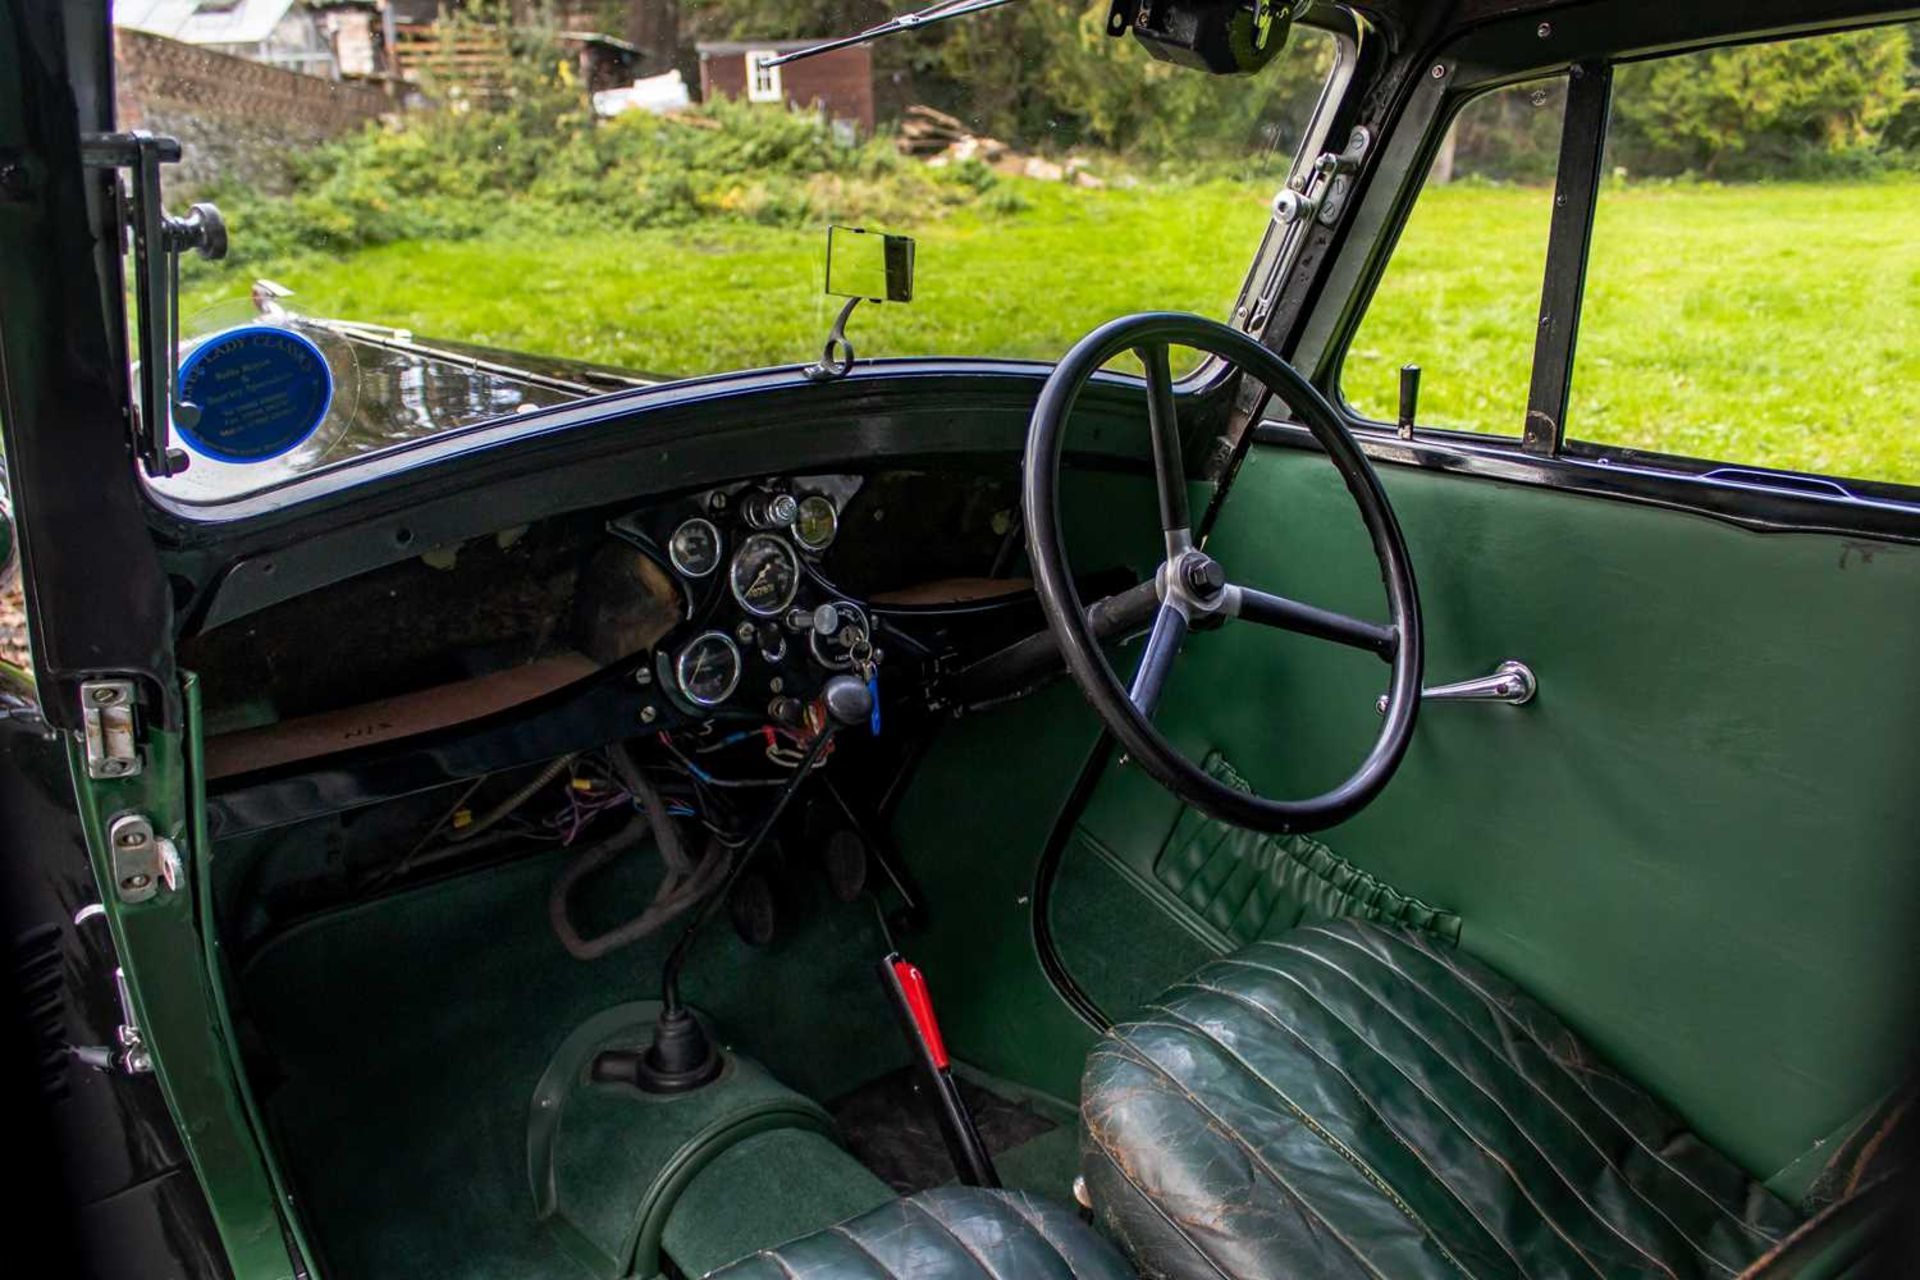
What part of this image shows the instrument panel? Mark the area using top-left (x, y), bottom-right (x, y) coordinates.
top-left (614, 475), bottom-right (870, 723)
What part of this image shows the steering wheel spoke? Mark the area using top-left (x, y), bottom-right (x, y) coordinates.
top-left (1226, 585), bottom-right (1397, 661)
top-left (1128, 602), bottom-right (1189, 718)
top-left (1137, 342), bottom-right (1190, 537)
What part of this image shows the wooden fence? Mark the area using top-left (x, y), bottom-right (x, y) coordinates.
top-left (391, 23), bottom-right (512, 92)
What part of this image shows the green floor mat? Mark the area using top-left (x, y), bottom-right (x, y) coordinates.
top-left (826, 1062), bottom-right (1086, 1207)
top-left (237, 843), bottom-right (907, 1280)
top-left (993, 1125), bottom-right (1083, 1203)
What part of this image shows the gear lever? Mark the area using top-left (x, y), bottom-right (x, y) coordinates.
top-left (597, 677), bottom-right (870, 1093)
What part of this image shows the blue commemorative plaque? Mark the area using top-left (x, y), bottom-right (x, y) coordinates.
top-left (174, 325), bottom-right (334, 463)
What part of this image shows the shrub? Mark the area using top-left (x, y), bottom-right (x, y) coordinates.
top-left (192, 92), bottom-right (996, 276)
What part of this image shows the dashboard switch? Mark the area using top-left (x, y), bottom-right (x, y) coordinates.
top-left (743, 491), bottom-right (799, 530)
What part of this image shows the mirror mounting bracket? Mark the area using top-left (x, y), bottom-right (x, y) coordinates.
top-left (81, 132), bottom-right (229, 478)
top-left (1107, 0), bottom-right (1295, 75)
top-left (806, 295), bottom-right (865, 382)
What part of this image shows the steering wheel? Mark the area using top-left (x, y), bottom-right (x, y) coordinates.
top-left (1023, 313), bottom-right (1423, 834)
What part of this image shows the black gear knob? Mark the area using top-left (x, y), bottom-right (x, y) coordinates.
top-left (822, 674), bottom-right (873, 726)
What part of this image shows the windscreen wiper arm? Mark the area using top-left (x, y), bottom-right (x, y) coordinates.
top-left (760, 0), bottom-right (1023, 68)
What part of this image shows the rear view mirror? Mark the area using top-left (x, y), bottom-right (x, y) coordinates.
top-left (826, 226), bottom-right (915, 304)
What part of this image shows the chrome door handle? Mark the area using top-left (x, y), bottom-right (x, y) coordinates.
top-left (1378, 659), bottom-right (1536, 714)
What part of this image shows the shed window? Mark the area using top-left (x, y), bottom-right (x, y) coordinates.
top-left (747, 51), bottom-right (783, 104)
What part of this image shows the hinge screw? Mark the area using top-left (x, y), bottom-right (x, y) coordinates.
top-left (1430, 63), bottom-right (1447, 79)
top-left (1537, 22), bottom-right (1552, 38)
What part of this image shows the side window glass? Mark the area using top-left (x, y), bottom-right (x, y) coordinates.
top-left (1571, 26), bottom-right (1920, 486)
top-left (1341, 77), bottom-right (1568, 434)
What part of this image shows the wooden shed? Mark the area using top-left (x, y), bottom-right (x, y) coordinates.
top-left (696, 40), bottom-right (875, 138)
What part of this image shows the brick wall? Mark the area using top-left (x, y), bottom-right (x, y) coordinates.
top-left (701, 46), bottom-right (875, 137)
top-left (114, 27), bottom-right (395, 194)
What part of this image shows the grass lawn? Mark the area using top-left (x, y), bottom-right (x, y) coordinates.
top-left (1346, 178), bottom-right (1920, 484)
top-left (188, 176), bottom-right (1918, 486)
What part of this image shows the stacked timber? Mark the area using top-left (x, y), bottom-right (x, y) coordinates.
top-left (895, 103), bottom-right (1104, 185)
top-left (896, 105), bottom-right (982, 157)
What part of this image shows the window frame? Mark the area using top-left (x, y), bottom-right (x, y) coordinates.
top-left (1289, 0), bottom-right (1920, 539)
top-left (1329, 69), bottom-right (1582, 445)
top-left (745, 50), bottom-right (783, 104)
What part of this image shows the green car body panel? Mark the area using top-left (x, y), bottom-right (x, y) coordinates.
top-left (64, 682), bottom-right (307, 1277)
top-left (897, 449), bottom-right (1920, 1180)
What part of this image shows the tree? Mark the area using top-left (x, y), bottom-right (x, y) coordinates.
top-left (1609, 26), bottom-right (1910, 178)
top-left (928, 0), bottom-right (1333, 160)
top-left (681, 0), bottom-right (1331, 160)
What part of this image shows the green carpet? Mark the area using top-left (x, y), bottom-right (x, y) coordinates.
top-left (1048, 832), bottom-right (1218, 1023)
top-left (237, 841), bottom-right (907, 1280)
top-left (993, 1125), bottom-right (1084, 1203)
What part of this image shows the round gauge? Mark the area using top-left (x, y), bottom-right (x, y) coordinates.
top-left (729, 533), bottom-right (799, 617)
top-left (668, 517), bottom-right (722, 578)
top-left (675, 631), bottom-right (742, 707)
top-left (810, 601), bottom-right (871, 670)
top-left (792, 495), bottom-right (839, 552)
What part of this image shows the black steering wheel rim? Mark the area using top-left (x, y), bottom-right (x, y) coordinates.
top-left (1023, 312), bottom-right (1423, 835)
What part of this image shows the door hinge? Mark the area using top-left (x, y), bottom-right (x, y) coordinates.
top-left (80, 679), bottom-right (142, 779)
top-left (1312, 125), bottom-right (1372, 227)
top-left (107, 811), bottom-right (181, 904)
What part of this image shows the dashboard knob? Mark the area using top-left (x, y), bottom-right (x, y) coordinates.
top-left (822, 674), bottom-right (873, 727)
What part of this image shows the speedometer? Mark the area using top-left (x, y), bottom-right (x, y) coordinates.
top-left (729, 534), bottom-right (799, 617)
top-left (675, 631), bottom-right (742, 707)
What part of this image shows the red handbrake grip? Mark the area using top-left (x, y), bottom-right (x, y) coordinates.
top-left (891, 958), bottom-right (950, 1070)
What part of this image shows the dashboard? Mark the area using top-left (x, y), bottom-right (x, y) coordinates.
top-left (186, 465), bottom-right (1054, 795)
top-left (614, 475), bottom-right (876, 727)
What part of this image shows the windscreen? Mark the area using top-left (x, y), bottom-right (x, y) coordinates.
top-left (139, 3), bottom-right (1336, 500)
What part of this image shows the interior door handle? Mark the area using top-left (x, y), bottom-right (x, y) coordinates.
top-left (1377, 659), bottom-right (1536, 714)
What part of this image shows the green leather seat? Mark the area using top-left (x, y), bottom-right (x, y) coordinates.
top-left (704, 1186), bottom-right (1135, 1279)
top-left (1080, 919), bottom-right (1805, 1279)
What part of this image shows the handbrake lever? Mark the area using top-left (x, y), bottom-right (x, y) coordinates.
top-left (879, 953), bottom-right (999, 1187)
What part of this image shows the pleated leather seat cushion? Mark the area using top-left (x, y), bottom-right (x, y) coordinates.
top-left (704, 1186), bottom-right (1135, 1279)
top-left (1080, 919), bottom-right (1805, 1280)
